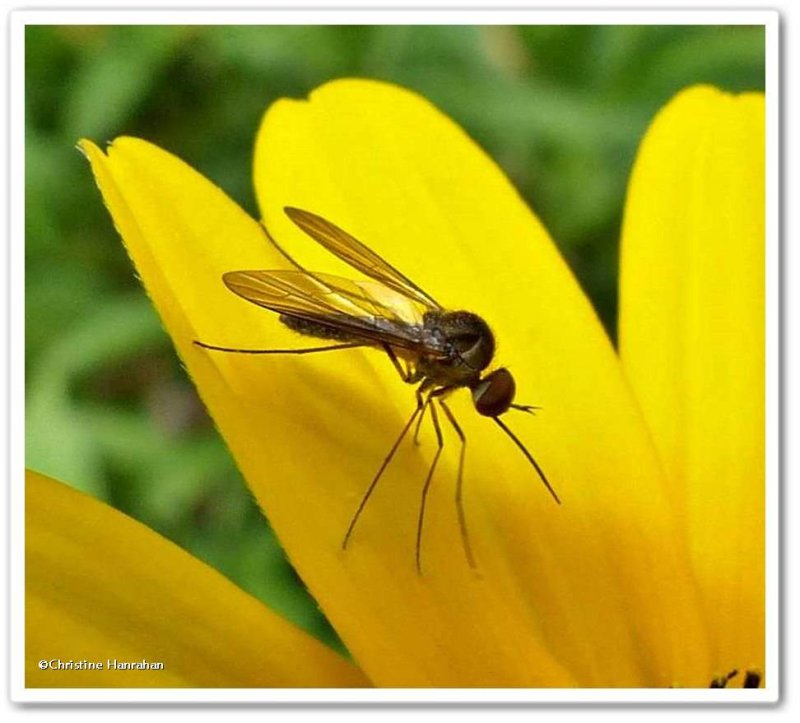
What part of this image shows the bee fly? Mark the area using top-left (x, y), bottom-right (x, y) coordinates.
top-left (194, 207), bottom-right (560, 573)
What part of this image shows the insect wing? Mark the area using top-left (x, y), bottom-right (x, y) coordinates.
top-left (284, 207), bottom-right (442, 311)
top-left (222, 270), bottom-right (443, 355)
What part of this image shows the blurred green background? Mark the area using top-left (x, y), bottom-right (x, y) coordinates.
top-left (25, 24), bottom-right (765, 654)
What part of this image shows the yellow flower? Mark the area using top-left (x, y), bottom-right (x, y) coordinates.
top-left (26, 80), bottom-right (764, 689)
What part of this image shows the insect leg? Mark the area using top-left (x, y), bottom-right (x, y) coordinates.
top-left (382, 344), bottom-right (415, 383)
top-left (412, 397), bottom-right (429, 445)
top-left (342, 388), bottom-right (425, 551)
top-left (259, 220), bottom-right (308, 272)
top-left (415, 397), bottom-right (444, 575)
top-left (259, 220), bottom-right (371, 309)
top-left (438, 399), bottom-right (476, 570)
top-left (260, 219), bottom-right (394, 311)
top-left (383, 343), bottom-right (428, 442)
top-left (193, 340), bottom-right (364, 355)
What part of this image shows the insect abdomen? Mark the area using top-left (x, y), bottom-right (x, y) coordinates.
top-left (279, 314), bottom-right (355, 341)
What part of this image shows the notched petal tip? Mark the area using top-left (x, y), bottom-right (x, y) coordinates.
top-left (248, 77), bottom-right (711, 686)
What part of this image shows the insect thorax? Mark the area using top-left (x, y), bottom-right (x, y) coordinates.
top-left (420, 310), bottom-right (496, 386)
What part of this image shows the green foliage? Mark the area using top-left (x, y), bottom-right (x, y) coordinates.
top-left (25, 24), bottom-right (765, 653)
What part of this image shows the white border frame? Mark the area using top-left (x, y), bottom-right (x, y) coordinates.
top-left (8, 7), bottom-right (780, 705)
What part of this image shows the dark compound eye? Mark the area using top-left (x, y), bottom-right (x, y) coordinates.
top-left (471, 368), bottom-right (515, 417)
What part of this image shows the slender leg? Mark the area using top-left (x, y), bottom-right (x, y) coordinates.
top-left (415, 398), bottom-right (444, 575)
top-left (193, 340), bottom-right (363, 355)
top-left (416, 384), bottom-right (456, 444)
top-left (342, 388), bottom-right (425, 551)
top-left (259, 220), bottom-right (370, 308)
top-left (413, 397), bottom-right (429, 444)
top-left (438, 399), bottom-right (476, 569)
top-left (260, 219), bottom-right (386, 314)
top-left (383, 345), bottom-right (426, 445)
top-left (382, 344), bottom-right (415, 383)
top-left (259, 220), bottom-right (308, 272)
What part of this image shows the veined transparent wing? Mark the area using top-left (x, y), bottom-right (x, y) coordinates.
top-left (284, 207), bottom-right (442, 311)
top-left (222, 270), bottom-right (443, 356)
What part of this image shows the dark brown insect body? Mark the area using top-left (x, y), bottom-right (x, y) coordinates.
top-left (414, 310), bottom-right (495, 386)
top-left (288, 308), bottom-right (497, 391)
top-left (195, 207), bottom-right (560, 572)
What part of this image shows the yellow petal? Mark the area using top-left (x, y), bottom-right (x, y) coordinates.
top-left (619, 86), bottom-right (765, 682)
top-left (26, 470), bottom-right (369, 688)
top-left (248, 80), bottom-right (706, 686)
top-left (81, 80), bottom-right (708, 687)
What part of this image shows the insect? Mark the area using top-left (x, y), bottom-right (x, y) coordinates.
top-left (194, 207), bottom-right (560, 573)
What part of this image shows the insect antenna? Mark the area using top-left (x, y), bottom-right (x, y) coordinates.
top-left (492, 416), bottom-right (561, 504)
top-left (510, 403), bottom-right (540, 414)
